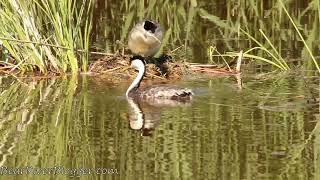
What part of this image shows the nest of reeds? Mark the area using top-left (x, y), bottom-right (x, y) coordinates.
top-left (89, 53), bottom-right (241, 84)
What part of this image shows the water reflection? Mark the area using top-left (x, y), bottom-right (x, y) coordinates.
top-left (0, 74), bottom-right (319, 179)
top-left (127, 97), bottom-right (191, 136)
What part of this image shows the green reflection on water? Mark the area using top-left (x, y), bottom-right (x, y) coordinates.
top-left (0, 73), bottom-right (319, 179)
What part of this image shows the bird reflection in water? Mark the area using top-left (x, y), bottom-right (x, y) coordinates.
top-left (127, 97), bottom-right (191, 136)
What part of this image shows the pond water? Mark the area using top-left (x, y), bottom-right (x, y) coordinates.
top-left (0, 71), bottom-right (319, 179)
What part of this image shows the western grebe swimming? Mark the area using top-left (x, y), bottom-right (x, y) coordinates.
top-left (126, 58), bottom-right (193, 100)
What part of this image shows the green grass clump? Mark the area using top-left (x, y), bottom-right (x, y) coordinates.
top-left (202, 0), bottom-right (320, 72)
top-left (0, 0), bottom-right (93, 74)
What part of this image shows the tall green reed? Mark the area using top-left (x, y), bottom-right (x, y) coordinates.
top-left (279, 0), bottom-right (320, 72)
top-left (97, 0), bottom-right (319, 70)
top-left (202, 0), bottom-right (320, 72)
top-left (0, 0), bottom-right (93, 74)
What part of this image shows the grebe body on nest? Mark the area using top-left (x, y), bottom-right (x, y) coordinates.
top-left (128, 20), bottom-right (164, 57)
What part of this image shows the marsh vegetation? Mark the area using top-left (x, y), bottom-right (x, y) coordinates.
top-left (0, 1), bottom-right (319, 179)
top-left (0, 0), bottom-right (319, 74)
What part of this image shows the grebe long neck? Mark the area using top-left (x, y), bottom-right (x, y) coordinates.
top-left (126, 59), bottom-right (146, 97)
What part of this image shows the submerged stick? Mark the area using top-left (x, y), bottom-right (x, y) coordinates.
top-left (236, 50), bottom-right (243, 73)
top-left (236, 74), bottom-right (242, 90)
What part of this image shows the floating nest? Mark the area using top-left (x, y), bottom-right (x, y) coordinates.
top-left (0, 51), bottom-right (241, 83)
top-left (89, 54), bottom-right (239, 84)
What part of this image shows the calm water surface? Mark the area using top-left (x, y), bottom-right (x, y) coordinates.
top-left (0, 72), bottom-right (319, 179)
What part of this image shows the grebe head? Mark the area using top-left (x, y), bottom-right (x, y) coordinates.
top-left (130, 58), bottom-right (145, 71)
top-left (128, 20), bottom-right (164, 57)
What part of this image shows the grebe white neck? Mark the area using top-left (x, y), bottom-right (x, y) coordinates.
top-left (126, 59), bottom-right (146, 97)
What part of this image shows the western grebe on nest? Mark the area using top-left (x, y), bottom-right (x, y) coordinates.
top-left (128, 20), bottom-right (164, 57)
top-left (126, 58), bottom-right (193, 100)
top-left (128, 19), bottom-right (172, 75)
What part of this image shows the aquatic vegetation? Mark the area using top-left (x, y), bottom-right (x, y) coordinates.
top-left (95, 0), bottom-right (319, 73)
top-left (0, 0), bottom-right (319, 74)
top-left (211, 28), bottom-right (291, 71)
top-left (279, 0), bottom-right (320, 72)
top-left (200, 0), bottom-right (320, 72)
top-left (0, 0), bottom-right (93, 74)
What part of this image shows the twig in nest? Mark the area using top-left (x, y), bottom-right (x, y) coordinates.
top-left (170, 45), bottom-right (184, 53)
top-left (102, 67), bottom-right (123, 73)
top-left (146, 72), bottom-right (166, 80)
top-left (102, 66), bottom-right (130, 74)
top-left (189, 63), bottom-right (218, 68)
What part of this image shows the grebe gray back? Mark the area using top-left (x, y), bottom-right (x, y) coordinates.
top-left (126, 59), bottom-right (193, 100)
top-left (128, 20), bottom-right (164, 57)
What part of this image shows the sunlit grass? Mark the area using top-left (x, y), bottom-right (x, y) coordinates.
top-left (0, 0), bottom-right (93, 74)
